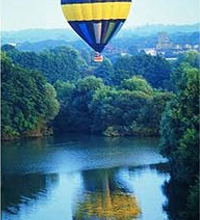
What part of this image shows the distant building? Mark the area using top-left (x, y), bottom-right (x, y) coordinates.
top-left (139, 32), bottom-right (198, 59)
top-left (144, 48), bottom-right (157, 56)
top-left (156, 32), bottom-right (173, 51)
top-left (184, 44), bottom-right (192, 50)
top-left (166, 57), bottom-right (178, 61)
top-left (174, 44), bottom-right (182, 50)
top-left (120, 52), bottom-right (128, 56)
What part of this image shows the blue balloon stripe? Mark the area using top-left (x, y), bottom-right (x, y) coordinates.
top-left (79, 23), bottom-right (93, 45)
top-left (68, 20), bottom-right (125, 53)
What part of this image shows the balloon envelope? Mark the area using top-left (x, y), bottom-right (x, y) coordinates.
top-left (61, 0), bottom-right (132, 52)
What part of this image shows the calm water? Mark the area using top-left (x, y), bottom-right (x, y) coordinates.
top-left (2, 135), bottom-right (170, 220)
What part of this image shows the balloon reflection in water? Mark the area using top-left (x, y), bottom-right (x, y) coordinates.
top-left (75, 191), bottom-right (141, 219)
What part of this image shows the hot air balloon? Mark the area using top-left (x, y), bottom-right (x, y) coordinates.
top-left (61, 0), bottom-right (132, 61)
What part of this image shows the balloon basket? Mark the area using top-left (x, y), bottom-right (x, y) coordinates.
top-left (94, 53), bottom-right (103, 62)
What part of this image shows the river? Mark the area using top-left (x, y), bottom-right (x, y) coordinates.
top-left (2, 135), bottom-right (170, 220)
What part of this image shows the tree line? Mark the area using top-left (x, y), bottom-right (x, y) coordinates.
top-left (1, 44), bottom-right (173, 139)
top-left (53, 75), bottom-right (172, 136)
top-left (2, 44), bottom-right (171, 88)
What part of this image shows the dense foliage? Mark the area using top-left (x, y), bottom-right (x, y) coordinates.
top-left (112, 54), bottom-right (171, 88)
top-left (1, 52), bottom-right (60, 140)
top-left (1, 44), bottom-right (174, 139)
top-left (54, 75), bottom-right (172, 136)
top-left (2, 45), bottom-right (87, 84)
top-left (2, 45), bottom-right (171, 89)
top-left (160, 52), bottom-right (199, 220)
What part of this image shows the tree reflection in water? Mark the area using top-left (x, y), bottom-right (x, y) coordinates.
top-left (162, 178), bottom-right (190, 220)
top-left (74, 169), bottom-right (141, 220)
top-left (1, 173), bottom-right (59, 214)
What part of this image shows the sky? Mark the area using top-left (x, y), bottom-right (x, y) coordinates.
top-left (1, 0), bottom-right (200, 31)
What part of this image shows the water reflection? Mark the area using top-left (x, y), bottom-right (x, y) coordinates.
top-left (2, 173), bottom-right (55, 213)
top-left (2, 136), bottom-right (170, 220)
top-left (162, 179), bottom-right (190, 220)
top-left (75, 192), bottom-right (140, 220)
top-left (76, 169), bottom-right (141, 219)
top-left (2, 172), bottom-right (83, 220)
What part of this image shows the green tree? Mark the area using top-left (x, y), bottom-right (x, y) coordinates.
top-left (176, 50), bottom-right (200, 69)
top-left (43, 83), bottom-right (60, 121)
top-left (94, 58), bottom-right (114, 85)
top-left (160, 66), bottom-right (199, 183)
top-left (2, 45), bottom-right (87, 84)
top-left (54, 80), bottom-right (75, 102)
top-left (121, 76), bottom-right (153, 95)
top-left (141, 91), bottom-right (173, 135)
top-left (90, 76), bottom-right (170, 136)
top-left (160, 64), bottom-right (199, 220)
top-left (54, 76), bottom-right (104, 133)
top-left (113, 54), bottom-right (171, 88)
top-left (170, 51), bottom-right (200, 92)
top-left (1, 53), bottom-right (60, 139)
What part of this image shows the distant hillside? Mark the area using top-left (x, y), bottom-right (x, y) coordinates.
top-left (1, 29), bottom-right (79, 45)
top-left (2, 23), bottom-right (199, 45)
top-left (118, 23), bottom-right (200, 37)
top-left (17, 39), bottom-right (72, 52)
top-left (3, 32), bottom-right (198, 57)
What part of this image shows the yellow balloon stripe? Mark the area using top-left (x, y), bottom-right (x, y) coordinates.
top-left (62, 2), bottom-right (131, 21)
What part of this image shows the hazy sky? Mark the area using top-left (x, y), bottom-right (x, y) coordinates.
top-left (1, 0), bottom-right (199, 31)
